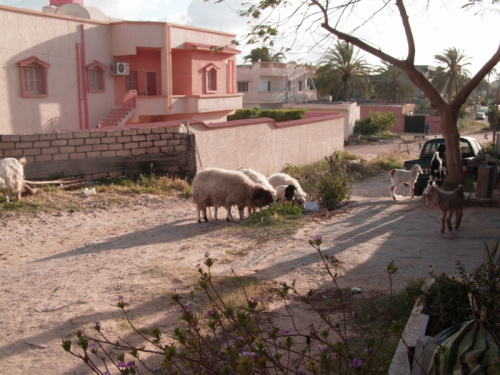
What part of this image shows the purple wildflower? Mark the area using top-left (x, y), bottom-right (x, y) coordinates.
top-left (204, 252), bottom-right (210, 258)
top-left (93, 321), bottom-right (101, 326)
top-left (234, 336), bottom-right (244, 341)
top-left (318, 344), bottom-right (327, 352)
top-left (207, 309), bottom-right (216, 316)
top-left (250, 297), bottom-right (260, 302)
top-left (195, 263), bottom-right (201, 268)
top-left (117, 295), bottom-right (123, 301)
top-left (240, 351), bottom-right (257, 358)
top-left (281, 329), bottom-right (292, 336)
top-left (351, 358), bottom-right (362, 369)
top-left (313, 234), bottom-right (322, 242)
top-left (88, 342), bottom-right (97, 348)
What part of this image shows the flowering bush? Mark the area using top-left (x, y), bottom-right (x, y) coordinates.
top-left (62, 237), bottom-right (415, 374)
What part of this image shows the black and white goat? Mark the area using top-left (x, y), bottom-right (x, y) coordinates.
top-left (430, 144), bottom-right (446, 185)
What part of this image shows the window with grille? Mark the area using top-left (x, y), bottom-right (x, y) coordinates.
top-left (86, 61), bottom-right (106, 93)
top-left (237, 82), bottom-right (249, 92)
top-left (126, 71), bottom-right (138, 91)
top-left (204, 63), bottom-right (219, 93)
top-left (17, 56), bottom-right (49, 98)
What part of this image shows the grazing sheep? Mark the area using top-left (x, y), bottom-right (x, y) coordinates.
top-left (425, 184), bottom-right (465, 233)
top-left (389, 164), bottom-right (422, 200)
top-left (268, 173), bottom-right (307, 205)
top-left (242, 168), bottom-right (277, 215)
top-left (0, 157), bottom-right (27, 203)
top-left (275, 184), bottom-right (297, 202)
top-left (192, 168), bottom-right (274, 223)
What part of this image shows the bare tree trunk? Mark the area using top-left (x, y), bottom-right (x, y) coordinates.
top-left (438, 107), bottom-right (464, 184)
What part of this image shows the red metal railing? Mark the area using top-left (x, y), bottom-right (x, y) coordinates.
top-left (98, 90), bottom-right (137, 128)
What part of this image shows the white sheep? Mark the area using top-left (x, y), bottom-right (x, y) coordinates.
top-left (192, 168), bottom-right (274, 223)
top-left (242, 168), bottom-right (277, 215)
top-left (0, 157), bottom-right (27, 203)
top-left (389, 164), bottom-right (422, 200)
top-left (274, 184), bottom-right (297, 202)
top-left (268, 173), bottom-right (307, 205)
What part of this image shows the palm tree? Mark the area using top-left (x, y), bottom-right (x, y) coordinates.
top-left (373, 62), bottom-right (415, 103)
top-left (243, 47), bottom-right (285, 63)
top-left (431, 47), bottom-right (471, 103)
top-left (315, 41), bottom-right (372, 102)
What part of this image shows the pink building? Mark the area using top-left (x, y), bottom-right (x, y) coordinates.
top-left (0, 1), bottom-right (241, 135)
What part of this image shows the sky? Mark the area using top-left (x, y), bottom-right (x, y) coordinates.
top-left (1, 0), bottom-right (498, 77)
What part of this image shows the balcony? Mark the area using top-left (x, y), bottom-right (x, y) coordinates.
top-left (257, 62), bottom-right (287, 77)
top-left (134, 94), bottom-right (242, 116)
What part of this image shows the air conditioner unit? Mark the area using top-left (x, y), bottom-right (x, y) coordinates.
top-left (111, 62), bottom-right (129, 75)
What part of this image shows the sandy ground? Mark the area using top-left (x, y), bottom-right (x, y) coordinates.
top-left (1, 133), bottom-right (499, 374)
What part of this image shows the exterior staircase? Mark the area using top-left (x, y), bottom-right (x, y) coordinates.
top-left (97, 90), bottom-right (137, 128)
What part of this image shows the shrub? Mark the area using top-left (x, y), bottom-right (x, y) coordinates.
top-left (354, 111), bottom-right (398, 135)
top-left (354, 117), bottom-right (378, 135)
top-left (228, 108), bottom-right (306, 122)
top-left (62, 237), bottom-right (414, 375)
top-left (227, 107), bottom-right (261, 121)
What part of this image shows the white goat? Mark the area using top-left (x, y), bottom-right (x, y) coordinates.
top-left (192, 168), bottom-right (274, 223)
top-left (425, 184), bottom-right (464, 233)
top-left (389, 164), bottom-right (422, 200)
top-left (0, 157), bottom-right (27, 203)
top-left (268, 173), bottom-right (307, 205)
top-left (242, 168), bottom-right (277, 215)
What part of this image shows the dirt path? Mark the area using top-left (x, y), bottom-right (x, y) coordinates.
top-left (1, 134), bottom-right (499, 374)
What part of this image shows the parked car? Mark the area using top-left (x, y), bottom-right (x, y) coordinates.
top-left (475, 112), bottom-right (486, 120)
top-left (403, 136), bottom-right (486, 196)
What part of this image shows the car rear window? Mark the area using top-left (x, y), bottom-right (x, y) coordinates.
top-left (421, 140), bottom-right (445, 159)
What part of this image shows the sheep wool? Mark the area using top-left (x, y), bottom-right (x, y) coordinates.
top-left (192, 168), bottom-right (274, 223)
top-left (0, 157), bottom-right (27, 203)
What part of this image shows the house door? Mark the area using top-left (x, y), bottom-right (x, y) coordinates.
top-left (146, 72), bottom-right (157, 96)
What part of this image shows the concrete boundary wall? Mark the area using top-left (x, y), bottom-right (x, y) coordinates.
top-left (0, 112), bottom-right (345, 181)
top-left (188, 113), bottom-right (345, 175)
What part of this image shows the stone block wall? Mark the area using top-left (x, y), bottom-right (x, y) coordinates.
top-left (0, 126), bottom-right (196, 181)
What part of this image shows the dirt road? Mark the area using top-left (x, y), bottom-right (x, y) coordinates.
top-left (0, 134), bottom-right (498, 374)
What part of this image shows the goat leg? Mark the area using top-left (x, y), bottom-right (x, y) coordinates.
top-left (390, 186), bottom-right (396, 200)
top-left (454, 209), bottom-right (463, 230)
top-left (440, 209), bottom-right (446, 233)
top-left (446, 211), bottom-right (453, 232)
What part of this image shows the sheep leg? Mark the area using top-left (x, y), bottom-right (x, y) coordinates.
top-left (225, 206), bottom-right (235, 222)
top-left (213, 206), bottom-right (218, 221)
top-left (454, 209), bottom-right (463, 230)
top-left (439, 208), bottom-right (446, 233)
top-left (238, 205), bottom-right (245, 220)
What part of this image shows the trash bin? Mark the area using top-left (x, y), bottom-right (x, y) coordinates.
top-left (476, 165), bottom-right (495, 198)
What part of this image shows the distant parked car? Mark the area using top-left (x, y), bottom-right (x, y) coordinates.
top-left (475, 112), bottom-right (486, 120)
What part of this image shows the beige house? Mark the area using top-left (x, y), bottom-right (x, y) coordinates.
top-left (237, 62), bottom-right (317, 109)
top-left (0, 1), bottom-right (241, 135)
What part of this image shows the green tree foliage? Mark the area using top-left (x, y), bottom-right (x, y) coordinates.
top-left (373, 62), bottom-right (415, 103)
top-left (431, 47), bottom-right (472, 103)
top-left (315, 41), bottom-right (372, 102)
top-left (354, 111), bottom-right (398, 135)
top-left (243, 47), bottom-right (285, 63)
